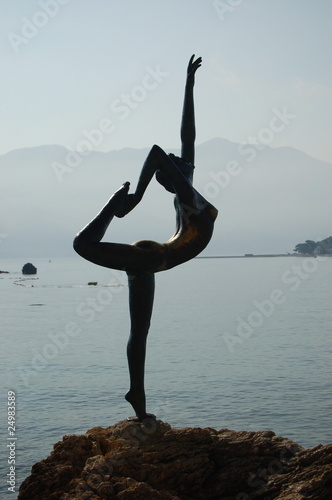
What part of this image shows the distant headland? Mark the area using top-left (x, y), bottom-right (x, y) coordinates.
top-left (293, 236), bottom-right (332, 256)
top-left (198, 236), bottom-right (332, 259)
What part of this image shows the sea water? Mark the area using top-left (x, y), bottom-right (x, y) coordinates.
top-left (0, 255), bottom-right (331, 493)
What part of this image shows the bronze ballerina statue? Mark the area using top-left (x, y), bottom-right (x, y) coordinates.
top-left (73, 55), bottom-right (218, 421)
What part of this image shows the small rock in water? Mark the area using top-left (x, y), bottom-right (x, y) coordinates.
top-left (22, 263), bottom-right (37, 275)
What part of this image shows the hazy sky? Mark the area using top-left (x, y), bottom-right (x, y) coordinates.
top-left (1, 0), bottom-right (331, 162)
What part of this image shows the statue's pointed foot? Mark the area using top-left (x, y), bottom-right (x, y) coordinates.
top-left (127, 413), bottom-right (156, 422)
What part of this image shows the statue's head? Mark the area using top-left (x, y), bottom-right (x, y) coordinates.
top-left (156, 154), bottom-right (194, 193)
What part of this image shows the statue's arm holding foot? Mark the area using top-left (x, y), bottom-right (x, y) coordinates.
top-left (112, 145), bottom-right (163, 219)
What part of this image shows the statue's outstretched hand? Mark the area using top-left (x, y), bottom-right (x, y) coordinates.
top-left (187, 54), bottom-right (202, 84)
top-left (114, 186), bottom-right (139, 218)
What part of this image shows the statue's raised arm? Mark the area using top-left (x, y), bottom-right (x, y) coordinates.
top-left (180, 54), bottom-right (202, 165)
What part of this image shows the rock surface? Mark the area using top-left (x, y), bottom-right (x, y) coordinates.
top-left (18, 420), bottom-right (332, 500)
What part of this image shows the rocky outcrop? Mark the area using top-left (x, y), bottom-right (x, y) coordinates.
top-left (22, 262), bottom-right (37, 275)
top-left (18, 419), bottom-right (332, 500)
top-left (294, 236), bottom-right (332, 256)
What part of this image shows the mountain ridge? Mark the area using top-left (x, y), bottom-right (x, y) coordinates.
top-left (1, 138), bottom-right (331, 258)
top-left (2, 138), bottom-right (331, 167)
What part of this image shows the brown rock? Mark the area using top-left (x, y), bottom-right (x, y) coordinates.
top-left (18, 420), bottom-right (332, 499)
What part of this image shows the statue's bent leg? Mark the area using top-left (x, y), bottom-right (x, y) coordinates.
top-left (125, 272), bottom-right (156, 421)
top-left (155, 146), bottom-right (216, 215)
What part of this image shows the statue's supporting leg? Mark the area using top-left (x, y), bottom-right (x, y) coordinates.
top-left (125, 272), bottom-right (156, 421)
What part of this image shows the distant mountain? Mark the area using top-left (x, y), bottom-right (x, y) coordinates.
top-left (1, 139), bottom-right (331, 258)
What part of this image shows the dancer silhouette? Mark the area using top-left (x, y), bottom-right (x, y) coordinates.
top-left (74, 55), bottom-right (218, 421)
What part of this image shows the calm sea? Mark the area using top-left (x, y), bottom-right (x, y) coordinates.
top-left (1, 255), bottom-right (331, 493)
